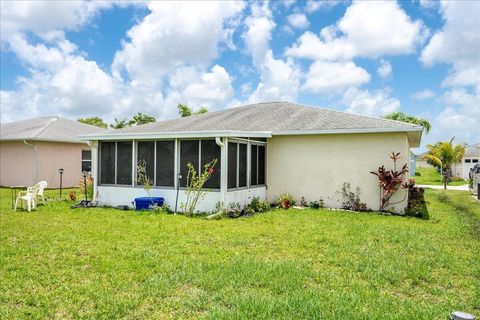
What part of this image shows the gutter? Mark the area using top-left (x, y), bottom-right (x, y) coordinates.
top-left (23, 140), bottom-right (37, 184)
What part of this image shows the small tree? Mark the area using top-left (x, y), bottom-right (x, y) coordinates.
top-left (423, 138), bottom-right (465, 189)
top-left (182, 159), bottom-right (217, 216)
top-left (136, 159), bottom-right (153, 201)
top-left (77, 116), bottom-right (108, 129)
top-left (383, 112), bottom-right (431, 134)
top-left (370, 152), bottom-right (409, 212)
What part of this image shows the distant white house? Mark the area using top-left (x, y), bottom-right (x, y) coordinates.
top-left (452, 143), bottom-right (480, 179)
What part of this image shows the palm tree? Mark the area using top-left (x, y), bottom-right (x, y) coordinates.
top-left (423, 138), bottom-right (465, 189)
top-left (110, 118), bottom-right (129, 129)
top-left (384, 112), bottom-right (431, 134)
top-left (128, 112), bottom-right (156, 126)
top-left (177, 104), bottom-right (208, 117)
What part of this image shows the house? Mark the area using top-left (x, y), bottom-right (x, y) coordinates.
top-left (415, 151), bottom-right (432, 169)
top-left (410, 151), bottom-right (417, 176)
top-left (81, 102), bottom-right (422, 212)
top-left (0, 116), bottom-right (106, 188)
top-left (452, 143), bottom-right (480, 179)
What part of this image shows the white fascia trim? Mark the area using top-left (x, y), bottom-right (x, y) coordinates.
top-left (1, 138), bottom-right (88, 144)
top-left (79, 130), bottom-right (273, 141)
top-left (272, 127), bottom-right (423, 136)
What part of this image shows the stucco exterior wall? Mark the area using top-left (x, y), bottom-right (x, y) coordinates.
top-left (266, 133), bottom-right (410, 212)
top-left (0, 140), bottom-right (91, 188)
top-left (0, 141), bottom-right (34, 187)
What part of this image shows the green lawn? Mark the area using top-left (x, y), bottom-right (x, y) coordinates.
top-left (415, 167), bottom-right (468, 186)
top-left (1, 188), bottom-right (479, 319)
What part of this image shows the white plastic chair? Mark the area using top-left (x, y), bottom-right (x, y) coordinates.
top-left (36, 181), bottom-right (48, 205)
top-left (14, 187), bottom-right (37, 212)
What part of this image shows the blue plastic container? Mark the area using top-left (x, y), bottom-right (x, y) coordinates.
top-left (134, 197), bottom-right (164, 210)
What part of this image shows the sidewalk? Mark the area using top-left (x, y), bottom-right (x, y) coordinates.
top-left (417, 184), bottom-right (469, 191)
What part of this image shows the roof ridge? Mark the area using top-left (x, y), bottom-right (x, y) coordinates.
top-left (32, 116), bottom-right (59, 139)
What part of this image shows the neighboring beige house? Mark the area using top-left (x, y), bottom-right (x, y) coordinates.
top-left (452, 143), bottom-right (480, 179)
top-left (80, 102), bottom-right (422, 213)
top-left (415, 151), bottom-right (432, 168)
top-left (0, 116), bottom-right (106, 188)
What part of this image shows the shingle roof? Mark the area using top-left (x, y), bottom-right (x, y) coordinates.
top-left (96, 101), bottom-right (422, 136)
top-left (0, 116), bottom-right (106, 143)
top-left (464, 143), bottom-right (480, 157)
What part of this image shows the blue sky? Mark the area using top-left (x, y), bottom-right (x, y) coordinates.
top-left (1, 1), bottom-right (479, 150)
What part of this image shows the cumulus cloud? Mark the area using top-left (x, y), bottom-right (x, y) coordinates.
top-left (342, 87), bottom-right (401, 116)
top-left (302, 61), bottom-right (370, 94)
top-left (288, 1), bottom-right (428, 61)
top-left (243, 2), bottom-right (301, 103)
top-left (305, 0), bottom-right (343, 13)
top-left (411, 89), bottom-right (435, 100)
top-left (377, 59), bottom-right (392, 79)
top-left (420, 1), bottom-right (480, 88)
top-left (287, 13), bottom-right (309, 29)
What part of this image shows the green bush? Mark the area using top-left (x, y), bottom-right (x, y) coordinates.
top-left (278, 193), bottom-right (295, 209)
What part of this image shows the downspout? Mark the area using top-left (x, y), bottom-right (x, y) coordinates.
top-left (215, 137), bottom-right (227, 206)
top-left (23, 140), bottom-right (37, 185)
top-left (87, 141), bottom-right (99, 202)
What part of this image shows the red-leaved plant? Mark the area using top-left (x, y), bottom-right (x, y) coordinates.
top-left (370, 152), bottom-right (409, 212)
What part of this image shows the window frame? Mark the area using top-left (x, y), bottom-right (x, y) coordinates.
top-left (227, 138), bottom-right (266, 191)
top-left (249, 141), bottom-right (266, 189)
top-left (227, 140), bottom-right (249, 191)
top-left (99, 141), bottom-right (133, 187)
top-left (81, 149), bottom-right (92, 172)
top-left (178, 139), bottom-right (221, 191)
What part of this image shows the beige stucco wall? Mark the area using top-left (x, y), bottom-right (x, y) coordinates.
top-left (0, 141), bottom-right (91, 188)
top-left (266, 133), bottom-right (410, 212)
top-left (415, 159), bottom-right (432, 168)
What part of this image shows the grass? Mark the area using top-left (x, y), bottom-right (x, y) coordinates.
top-left (1, 188), bottom-right (479, 319)
top-left (414, 167), bottom-right (467, 186)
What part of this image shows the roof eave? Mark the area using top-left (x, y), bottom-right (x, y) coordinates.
top-left (0, 138), bottom-right (88, 144)
top-left (79, 130), bottom-right (273, 141)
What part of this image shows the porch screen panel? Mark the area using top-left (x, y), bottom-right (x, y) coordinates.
top-left (180, 140), bottom-right (199, 187)
top-left (201, 140), bottom-right (221, 189)
top-left (100, 142), bottom-right (115, 184)
top-left (238, 143), bottom-right (247, 188)
top-left (258, 145), bottom-right (265, 185)
top-left (228, 142), bottom-right (237, 189)
top-left (156, 141), bottom-right (175, 187)
top-left (250, 145), bottom-right (258, 186)
top-left (137, 141), bottom-right (154, 183)
top-left (116, 141), bottom-right (132, 185)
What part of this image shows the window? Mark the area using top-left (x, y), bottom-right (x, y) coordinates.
top-left (228, 141), bottom-right (247, 189)
top-left (180, 140), bottom-right (199, 187)
top-left (137, 141), bottom-right (155, 184)
top-left (228, 142), bottom-right (237, 189)
top-left (250, 144), bottom-right (266, 187)
top-left (100, 142), bottom-right (115, 184)
top-left (250, 145), bottom-right (257, 186)
top-left (201, 140), bottom-right (221, 189)
top-left (465, 159), bottom-right (472, 163)
top-left (116, 142), bottom-right (132, 185)
top-left (156, 141), bottom-right (175, 187)
top-left (258, 145), bottom-right (265, 185)
top-left (473, 159), bottom-right (479, 163)
top-left (179, 140), bottom-right (221, 189)
top-left (82, 150), bottom-right (92, 172)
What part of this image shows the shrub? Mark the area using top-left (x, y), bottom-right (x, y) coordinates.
top-left (414, 172), bottom-right (421, 176)
top-left (151, 204), bottom-right (173, 214)
top-left (279, 193), bottom-right (295, 209)
top-left (405, 187), bottom-right (428, 219)
top-left (300, 197), bottom-right (308, 207)
top-left (246, 197), bottom-right (270, 213)
top-left (69, 191), bottom-right (77, 202)
top-left (182, 159), bottom-right (218, 216)
top-left (309, 199), bottom-right (324, 209)
top-left (341, 183), bottom-right (368, 211)
top-left (78, 175), bottom-right (94, 200)
top-left (370, 152), bottom-right (409, 212)
top-left (227, 202), bottom-right (243, 218)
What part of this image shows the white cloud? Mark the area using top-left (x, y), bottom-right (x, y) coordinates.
top-left (113, 1), bottom-right (245, 85)
top-left (242, 2), bottom-right (301, 103)
top-left (305, 0), bottom-right (343, 13)
top-left (424, 88), bottom-right (480, 146)
top-left (420, 1), bottom-right (480, 88)
top-left (342, 87), bottom-right (401, 116)
top-left (419, 0), bottom-right (437, 10)
top-left (243, 2), bottom-right (276, 67)
top-left (411, 89), bottom-right (435, 100)
top-left (377, 59), bottom-right (392, 79)
top-left (287, 1), bottom-right (428, 61)
top-left (287, 13), bottom-right (309, 29)
top-left (302, 61), bottom-right (370, 94)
